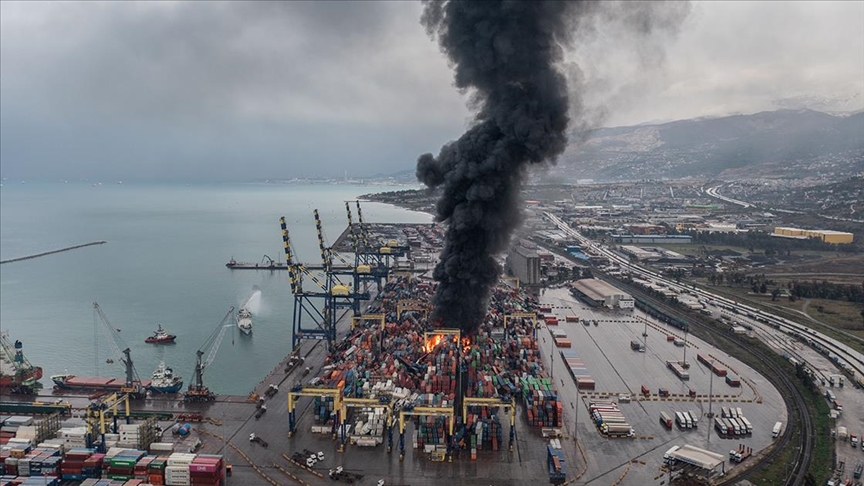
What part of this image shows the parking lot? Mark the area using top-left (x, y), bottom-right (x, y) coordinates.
top-left (534, 287), bottom-right (787, 484)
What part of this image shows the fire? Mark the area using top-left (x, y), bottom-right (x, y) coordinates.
top-left (461, 337), bottom-right (472, 353)
top-left (424, 334), bottom-right (445, 353)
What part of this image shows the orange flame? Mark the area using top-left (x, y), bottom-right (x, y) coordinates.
top-left (424, 334), bottom-right (445, 353)
top-left (461, 337), bottom-right (472, 353)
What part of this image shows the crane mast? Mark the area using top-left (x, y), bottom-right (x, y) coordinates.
top-left (184, 306), bottom-right (234, 402)
top-left (93, 302), bottom-right (144, 397)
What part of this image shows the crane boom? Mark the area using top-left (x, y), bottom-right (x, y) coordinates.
top-left (185, 306), bottom-right (234, 402)
top-left (202, 307), bottom-right (235, 370)
top-left (93, 302), bottom-right (142, 394)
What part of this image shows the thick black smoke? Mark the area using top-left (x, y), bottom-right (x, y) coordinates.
top-left (417, 1), bottom-right (687, 334)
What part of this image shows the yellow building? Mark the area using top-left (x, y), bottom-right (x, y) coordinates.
top-left (773, 227), bottom-right (854, 244)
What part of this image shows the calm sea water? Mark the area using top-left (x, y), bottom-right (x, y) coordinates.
top-left (0, 182), bottom-right (431, 395)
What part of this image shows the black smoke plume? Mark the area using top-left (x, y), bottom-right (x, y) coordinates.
top-left (417, 1), bottom-right (688, 334)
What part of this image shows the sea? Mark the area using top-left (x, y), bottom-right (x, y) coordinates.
top-left (0, 182), bottom-right (432, 395)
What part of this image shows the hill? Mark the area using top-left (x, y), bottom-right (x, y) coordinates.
top-left (556, 109), bottom-right (864, 181)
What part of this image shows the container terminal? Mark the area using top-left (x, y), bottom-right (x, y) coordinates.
top-left (0, 206), bottom-right (804, 485)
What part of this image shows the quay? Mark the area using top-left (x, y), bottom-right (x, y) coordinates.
top-left (0, 241), bottom-right (106, 264)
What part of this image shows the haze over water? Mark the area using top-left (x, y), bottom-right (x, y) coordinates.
top-left (0, 182), bottom-right (431, 395)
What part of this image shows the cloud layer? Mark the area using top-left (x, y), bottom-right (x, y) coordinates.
top-left (1, 1), bottom-right (861, 181)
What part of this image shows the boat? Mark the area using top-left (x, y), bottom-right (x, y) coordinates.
top-left (51, 374), bottom-right (151, 392)
top-left (0, 335), bottom-right (43, 393)
top-left (145, 324), bottom-right (176, 344)
top-left (147, 361), bottom-right (183, 393)
top-left (237, 308), bottom-right (253, 335)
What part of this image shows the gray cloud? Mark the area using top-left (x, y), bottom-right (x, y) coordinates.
top-left (1, 1), bottom-right (861, 181)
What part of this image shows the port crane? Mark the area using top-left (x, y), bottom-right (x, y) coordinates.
top-left (93, 302), bottom-right (146, 397)
top-left (184, 307), bottom-right (234, 402)
top-left (0, 332), bottom-right (43, 394)
top-left (280, 216), bottom-right (335, 349)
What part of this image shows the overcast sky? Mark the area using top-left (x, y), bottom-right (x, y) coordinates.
top-left (1, 1), bottom-right (862, 182)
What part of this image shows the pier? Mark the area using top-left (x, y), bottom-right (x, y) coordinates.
top-left (0, 241), bottom-right (106, 264)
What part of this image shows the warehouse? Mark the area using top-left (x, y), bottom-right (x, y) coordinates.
top-left (772, 226), bottom-right (854, 244)
top-left (667, 444), bottom-right (726, 480)
top-left (569, 278), bottom-right (634, 309)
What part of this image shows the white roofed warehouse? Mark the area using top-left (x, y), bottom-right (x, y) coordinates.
top-left (569, 278), bottom-right (634, 309)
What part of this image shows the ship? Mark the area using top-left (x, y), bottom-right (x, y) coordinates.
top-left (147, 361), bottom-right (183, 393)
top-left (237, 308), bottom-right (253, 335)
top-left (0, 334), bottom-right (43, 393)
top-left (145, 324), bottom-right (176, 344)
top-left (51, 374), bottom-right (151, 392)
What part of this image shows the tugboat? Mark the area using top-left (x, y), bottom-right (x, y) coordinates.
top-left (237, 308), bottom-right (253, 335)
top-left (145, 325), bottom-right (176, 344)
top-left (147, 361), bottom-right (183, 394)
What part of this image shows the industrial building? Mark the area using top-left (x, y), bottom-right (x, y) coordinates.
top-left (667, 444), bottom-right (727, 480)
top-left (569, 278), bottom-right (634, 309)
top-left (506, 240), bottom-right (540, 285)
top-left (772, 226), bottom-right (854, 244)
top-left (619, 246), bottom-right (687, 262)
top-left (612, 234), bottom-right (692, 244)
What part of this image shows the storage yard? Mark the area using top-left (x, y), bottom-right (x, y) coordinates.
top-left (1, 220), bottom-right (795, 485)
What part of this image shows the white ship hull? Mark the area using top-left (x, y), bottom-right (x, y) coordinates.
top-left (238, 308), bottom-right (253, 335)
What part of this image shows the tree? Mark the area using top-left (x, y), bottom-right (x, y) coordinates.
top-left (771, 288), bottom-right (781, 301)
top-left (760, 282), bottom-right (767, 294)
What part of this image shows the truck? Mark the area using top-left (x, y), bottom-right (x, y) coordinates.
top-left (660, 411), bottom-right (673, 429)
top-left (659, 388), bottom-right (670, 397)
top-left (601, 423), bottom-right (634, 437)
top-left (721, 407), bottom-right (730, 418)
top-left (725, 374), bottom-right (741, 387)
top-left (547, 445), bottom-right (566, 484)
top-left (715, 417), bottom-right (728, 435)
top-left (676, 412), bottom-right (689, 429)
top-left (730, 444), bottom-right (752, 463)
top-left (736, 407), bottom-right (743, 418)
top-left (851, 433), bottom-right (858, 448)
top-left (641, 385), bottom-right (650, 396)
top-left (730, 419), bottom-right (741, 435)
top-left (630, 340), bottom-right (646, 352)
top-left (772, 422), bottom-right (783, 438)
top-left (663, 445), bottom-right (680, 465)
top-left (740, 417), bottom-right (753, 434)
top-left (854, 462), bottom-right (863, 480)
top-left (838, 426), bottom-right (848, 441)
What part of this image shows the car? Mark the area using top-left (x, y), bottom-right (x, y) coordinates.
top-left (306, 457), bottom-right (316, 468)
top-left (377, 481), bottom-right (385, 486)
top-left (317, 451), bottom-right (325, 460)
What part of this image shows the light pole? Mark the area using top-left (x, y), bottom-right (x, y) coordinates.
top-left (682, 328), bottom-right (688, 367)
top-left (707, 360), bottom-right (714, 419)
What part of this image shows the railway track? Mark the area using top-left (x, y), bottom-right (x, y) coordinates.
top-left (620, 285), bottom-right (814, 485)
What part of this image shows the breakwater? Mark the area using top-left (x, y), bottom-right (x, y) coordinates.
top-left (0, 241), bottom-right (106, 264)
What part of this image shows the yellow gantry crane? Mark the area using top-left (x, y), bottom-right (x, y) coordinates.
top-left (287, 386), bottom-right (342, 438)
top-left (396, 299), bottom-right (429, 320)
top-left (397, 405), bottom-right (456, 461)
top-left (462, 397), bottom-right (517, 452)
top-left (337, 397), bottom-right (392, 452)
top-left (85, 392), bottom-right (130, 452)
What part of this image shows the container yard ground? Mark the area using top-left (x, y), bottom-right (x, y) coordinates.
top-left (535, 287), bottom-right (787, 484)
